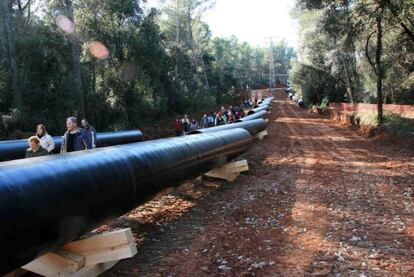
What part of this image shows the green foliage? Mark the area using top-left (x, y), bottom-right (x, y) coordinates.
top-left (352, 111), bottom-right (414, 136)
top-left (354, 111), bottom-right (380, 127)
top-left (0, 0), bottom-right (294, 138)
top-left (382, 113), bottom-right (414, 136)
top-left (318, 97), bottom-right (330, 111)
top-left (291, 0), bottom-right (414, 107)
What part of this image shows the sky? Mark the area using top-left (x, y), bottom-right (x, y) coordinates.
top-left (146, 0), bottom-right (299, 48)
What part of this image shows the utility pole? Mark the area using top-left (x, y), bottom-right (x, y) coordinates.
top-left (265, 36), bottom-right (276, 92)
top-left (175, 0), bottom-right (180, 82)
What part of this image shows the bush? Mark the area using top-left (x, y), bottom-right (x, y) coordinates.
top-left (382, 113), bottom-right (414, 136)
top-left (352, 111), bottom-right (414, 137)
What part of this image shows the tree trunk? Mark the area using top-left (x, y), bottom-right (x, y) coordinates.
top-left (0, 4), bottom-right (6, 52)
top-left (65, 0), bottom-right (85, 117)
top-left (91, 60), bottom-right (96, 94)
top-left (175, 0), bottom-right (180, 83)
top-left (1, 0), bottom-right (23, 109)
top-left (341, 55), bottom-right (355, 103)
top-left (375, 4), bottom-right (384, 124)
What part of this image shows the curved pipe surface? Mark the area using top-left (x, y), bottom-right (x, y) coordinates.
top-left (258, 97), bottom-right (274, 105)
top-left (0, 129), bottom-right (253, 274)
top-left (189, 119), bottom-right (267, 136)
top-left (247, 105), bottom-right (270, 115)
top-left (0, 130), bottom-right (144, 162)
top-left (237, 110), bottom-right (268, 122)
top-left (258, 100), bottom-right (272, 106)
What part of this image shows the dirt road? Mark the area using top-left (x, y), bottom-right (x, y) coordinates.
top-left (102, 90), bottom-right (414, 276)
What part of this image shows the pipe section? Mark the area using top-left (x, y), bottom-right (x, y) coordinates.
top-left (247, 105), bottom-right (270, 115)
top-left (258, 97), bottom-right (274, 105)
top-left (0, 128), bottom-right (253, 275)
top-left (0, 130), bottom-right (144, 162)
top-left (189, 119), bottom-right (267, 136)
top-left (237, 110), bottom-right (268, 122)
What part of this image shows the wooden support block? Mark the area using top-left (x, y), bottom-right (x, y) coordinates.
top-left (264, 119), bottom-right (269, 123)
top-left (268, 111), bottom-right (272, 115)
top-left (204, 160), bottom-right (249, 182)
top-left (255, 130), bottom-right (268, 141)
top-left (63, 229), bottom-right (136, 266)
top-left (21, 228), bottom-right (137, 277)
top-left (66, 260), bottom-right (119, 277)
top-left (4, 268), bottom-right (28, 277)
top-left (22, 250), bottom-right (85, 276)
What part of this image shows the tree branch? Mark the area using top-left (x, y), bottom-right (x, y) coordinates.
top-left (399, 22), bottom-right (414, 43)
top-left (365, 30), bottom-right (377, 74)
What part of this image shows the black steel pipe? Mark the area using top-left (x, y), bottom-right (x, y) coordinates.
top-left (255, 102), bottom-right (271, 108)
top-left (247, 105), bottom-right (270, 115)
top-left (258, 100), bottom-right (272, 106)
top-left (237, 110), bottom-right (268, 122)
top-left (0, 130), bottom-right (144, 162)
top-left (258, 97), bottom-right (274, 105)
top-left (189, 119), bottom-right (267, 136)
top-left (258, 99), bottom-right (273, 106)
top-left (0, 128), bottom-right (253, 275)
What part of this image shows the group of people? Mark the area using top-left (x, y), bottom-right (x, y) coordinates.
top-left (25, 117), bottom-right (97, 158)
top-left (242, 98), bottom-right (257, 109)
top-left (174, 104), bottom-right (248, 136)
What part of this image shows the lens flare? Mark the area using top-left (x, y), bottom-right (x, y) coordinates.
top-left (88, 41), bottom-right (109, 60)
top-left (55, 15), bottom-right (75, 34)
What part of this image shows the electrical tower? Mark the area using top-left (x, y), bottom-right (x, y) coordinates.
top-left (265, 37), bottom-right (276, 92)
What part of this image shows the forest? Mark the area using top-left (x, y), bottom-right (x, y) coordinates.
top-left (0, 0), bottom-right (294, 137)
top-left (290, 0), bottom-right (414, 122)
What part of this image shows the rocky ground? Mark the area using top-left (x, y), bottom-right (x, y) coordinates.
top-left (99, 90), bottom-right (414, 276)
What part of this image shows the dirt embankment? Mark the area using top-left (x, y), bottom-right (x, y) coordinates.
top-left (98, 90), bottom-right (414, 276)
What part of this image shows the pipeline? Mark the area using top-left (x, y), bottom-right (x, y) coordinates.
top-left (258, 96), bottom-right (274, 103)
top-left (0, 130), bottom-right (144, 162)
top-left (237, 110), bottom-right (268, 122)
top-left (0, 128), bottom-right (253, 275)
top-left (247, 104), bottom-right (270, 115)
top-left (258, 98), bottom-right (273, 106)
top-left (189, 119), bottom-right (267, 136)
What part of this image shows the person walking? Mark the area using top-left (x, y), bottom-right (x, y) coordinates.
top-left (216, 112), bottom-right (226, 126)
top-left (182, 114), bottom-right (190, 135)
top-left (207, 113), bottom-right (215, 127)
top-left (190, 119), bottom-right (200, 132)
top-left (81, 118), bottom-right (97, 148)
top-left (175, 118), bottom-right (183, 136)
top-left (61, 117), bottom-right (92, 153)
top-left (25, 136), bottom-right (49, 158)
top-left (201, 114), bottom-right (209, 129)
top-left (227, 111), bottom-right (235, 124)
top-left (36, 124), bottom-right (55, 154)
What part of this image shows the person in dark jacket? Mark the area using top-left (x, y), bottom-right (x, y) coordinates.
top-left (81, 118), bottom-right (97, 148)
top-left (200, 114), bottom-right (209, 129)
top-left (61, 117), bottom-right (92, 153)
top-left (25, 136), bottom-right (49, 158)
top-left (207, 113), bottom-right (215, 127)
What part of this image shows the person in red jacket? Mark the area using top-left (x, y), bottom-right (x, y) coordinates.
top-left (175, 117), bottom-right (183, 136)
